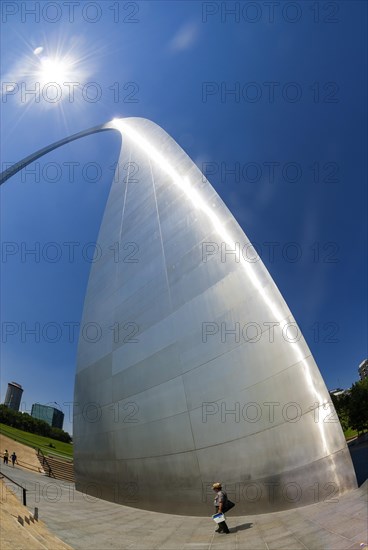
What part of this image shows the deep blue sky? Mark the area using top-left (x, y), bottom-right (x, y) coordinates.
top-left (1, 1), bottom-right (367, 434)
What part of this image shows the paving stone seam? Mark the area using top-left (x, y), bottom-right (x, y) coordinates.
top-left (277, 517), bottom-right (309, 550)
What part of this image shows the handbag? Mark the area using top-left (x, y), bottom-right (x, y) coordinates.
top-left (223, 499), bottom-right (235, 513)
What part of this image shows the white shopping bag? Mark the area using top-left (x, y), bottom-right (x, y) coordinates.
top-left (212, 513), bottom-right (225, 523)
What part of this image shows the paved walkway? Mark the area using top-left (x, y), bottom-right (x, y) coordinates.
top-left (1, 465), bottom-right (367, 550)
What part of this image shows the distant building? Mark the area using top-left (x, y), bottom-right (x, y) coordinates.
top-left (31, 403), bottom-right (64, 429)
top-left (4, 382), bottom-right (23, 411)
top-left (329, 388), bottom-right (350, 399)
top-left (358, 359), bottom-right (368, 380)
top-left (330, 388), bottom-right (345, 398)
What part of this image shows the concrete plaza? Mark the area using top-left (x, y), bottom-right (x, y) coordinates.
top-left (1, 464), bottom-right (367, 550)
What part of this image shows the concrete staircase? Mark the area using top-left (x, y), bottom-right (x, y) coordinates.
top-left (36, 451), bottom-right (74, 483)
top-left (1, 477), bottom-right (73, 550)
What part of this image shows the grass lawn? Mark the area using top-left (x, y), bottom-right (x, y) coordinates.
top-left (0, 423), bottom-right (73, 459)
top-left (344, 427), bottom-right (358, 440)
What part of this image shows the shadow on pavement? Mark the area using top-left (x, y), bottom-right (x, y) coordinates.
top-left (234, 522), bottom-right (253, 532)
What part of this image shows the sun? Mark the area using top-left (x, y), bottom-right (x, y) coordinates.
top-left (1, 40), bottom-right (96, 108)
top-left (29, 47), bottom-right (85, 106)
top-left (35, 53), bottom-right (75, 89)
top-left (37, 57), bottom-right (70, 86)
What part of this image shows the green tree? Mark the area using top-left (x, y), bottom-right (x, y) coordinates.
top-left (50, 426), bottom-right (72, 443)
top-left (347, 378), bottom-right (368, 434)
top-left (330, 391), bottom-right (351, 432)
top-left (0, 404), bottom-right (72, 442)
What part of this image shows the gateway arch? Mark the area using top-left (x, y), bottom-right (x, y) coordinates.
top-left (1, 117), bottom-right (357, 515)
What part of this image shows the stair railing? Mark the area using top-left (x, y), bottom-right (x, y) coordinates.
top-left (0, 471), bottom-right (27, 505)
top-left (37, 448), bottom-right (55, 478)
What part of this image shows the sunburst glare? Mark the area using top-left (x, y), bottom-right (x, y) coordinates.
top-left (1, 38), bottom-right (99, 112)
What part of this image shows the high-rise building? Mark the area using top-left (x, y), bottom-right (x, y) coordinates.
top-left (4, 382), bottom-right (23, 411)
top-left (31, 403), bottom-right (64, 429)
top-left (358, 359), bottom-right (368, 380)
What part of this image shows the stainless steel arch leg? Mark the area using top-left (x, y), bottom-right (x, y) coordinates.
top-left (1, 117), bottom-right (357, 516)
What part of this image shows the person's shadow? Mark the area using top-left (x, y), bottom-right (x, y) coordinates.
top-left (234, 522), bottom-right (253, 532)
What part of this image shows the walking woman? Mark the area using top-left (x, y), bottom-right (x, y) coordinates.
top-left (212, 482), bottom-right (230, 534)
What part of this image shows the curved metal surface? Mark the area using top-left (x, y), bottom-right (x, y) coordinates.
top-left (0, 122), bottom-right (118, 185)
top-left (1, 117), bottom-right (357, 516)
top-left (74, 117), bottom-right (357, 515)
